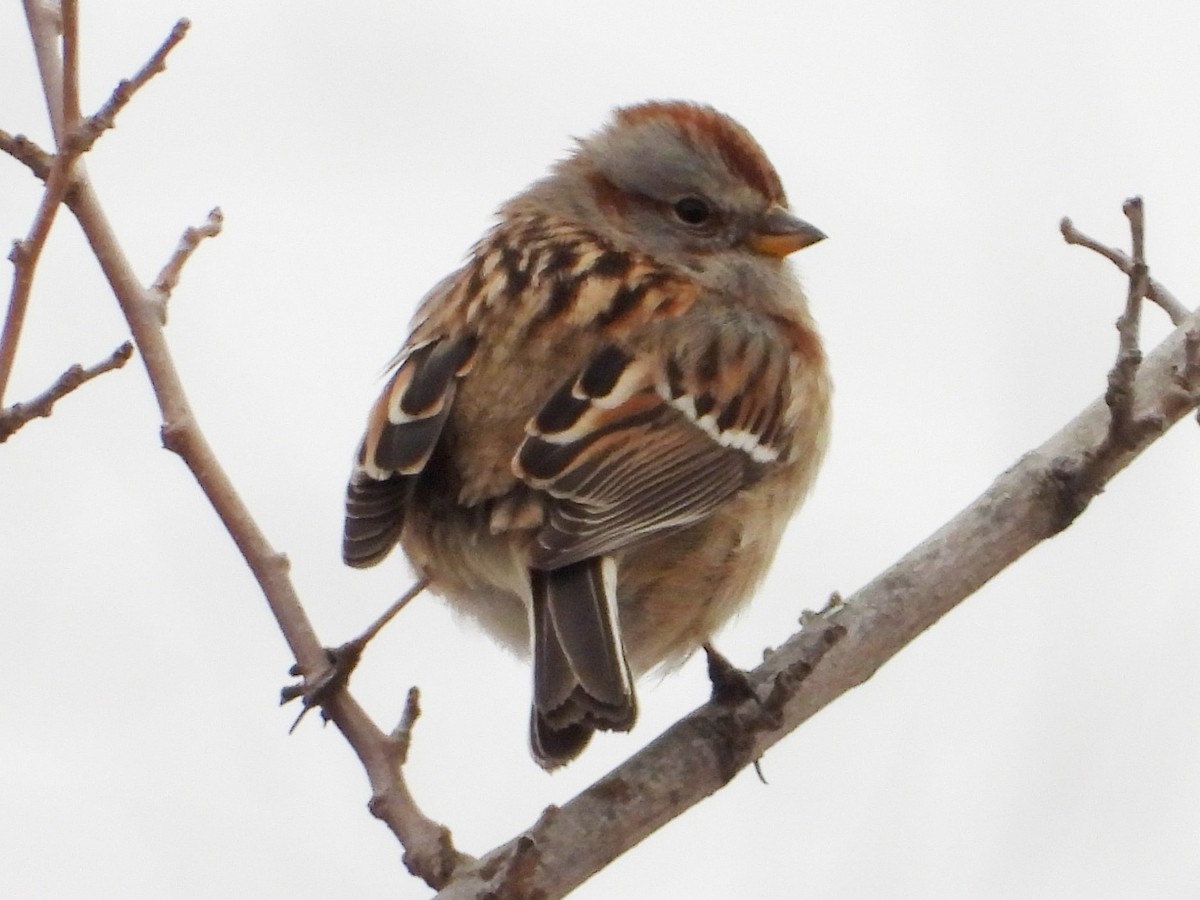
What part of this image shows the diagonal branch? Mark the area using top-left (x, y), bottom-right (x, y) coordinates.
top-left (69, 19), bottom-right (190, 155)
top-left (0, 1), bottom-right (87, 405)
top-left (432, 209), bottom-right (1200, 899)
top-left (8, 14), bottom-right (469, 890)
top-left (0, 341), bottom-right (133, 442)
top-left (0, 138), bottom-right (80, 404)
top-left (0, 139), bottom-right (78, 406)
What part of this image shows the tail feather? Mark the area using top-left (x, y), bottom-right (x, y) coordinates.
top-left (530, 557), bottom-right (636, 768)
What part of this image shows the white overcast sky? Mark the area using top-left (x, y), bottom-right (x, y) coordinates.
top-left (3, 2), bottom-right (1199, 898)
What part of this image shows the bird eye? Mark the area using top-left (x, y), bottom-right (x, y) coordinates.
top-left (672, 196), bottom-right (712, 226)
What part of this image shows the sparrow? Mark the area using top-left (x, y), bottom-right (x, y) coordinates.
top-left (343, 100), bottom-right (830, 768)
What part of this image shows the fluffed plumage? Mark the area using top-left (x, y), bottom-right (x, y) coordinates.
top-left (344, 100), bottom-right (831, 768)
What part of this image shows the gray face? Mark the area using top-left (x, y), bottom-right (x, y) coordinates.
top-left (583, 118), bottom-right (779, 260)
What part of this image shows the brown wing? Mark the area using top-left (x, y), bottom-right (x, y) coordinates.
top-left (343, 213), bottom-right (706, 567)
top-left (342, 260), bottom-right (479, 568)
top-left (514, 318), bottom-right (796, 570)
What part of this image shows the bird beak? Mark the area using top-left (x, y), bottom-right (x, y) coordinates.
top-left (746, 206), bottom-right (826, 258)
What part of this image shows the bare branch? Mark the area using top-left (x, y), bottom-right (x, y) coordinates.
top-left (433, 206), bottom-right (1200, 899)
top-left (149, 207), bottom-right (224, 322)
top-left (1, 2), bottom-right (91, 405)
top-left (1178, 328), bottom-right (1200, 393)
top-left (2, 17), bottom-right (188, 170)
top-left (1, 15), bottom-right (191, 404)
top-left (282, 578), bottom-right (429, 731)
top-left (1124, 196), bottom-right (1145, 264)
top-left (1050, 199), bottom-right (1198, 526)
top-left (0, 342), bottom-right (133, 442)
top-left (1102, 197), bottom-right (1151, 449)
top-left (14, 11), bottom-right (466, 888)
top-left (439, 309), bottom-right (1200, 899)
top-left (1061, 214), bottom-right (1189, 325)
top-left (0, 155), bottom-right (80, 405)
top-left (21, 0), bottom-right (65, 144)
top-left (360, 578), bottom-right (431, 648)
top-left (390, 687), bottom-right (423, 761)
top-left (0, 129), bottom-right (54, 181)
top-left (56, 79), bottom-right (467, 900)
top-left (61, 0), bottom-right (81, 131)
top-left (70, 19), bottom-right (191, 155)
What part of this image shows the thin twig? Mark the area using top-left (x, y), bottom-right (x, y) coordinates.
top-left (1062, 200), bottom-right (1200, 439)
top-left (360, 578), bottom-right (431, 647)
top-left (0, 18), bottom-right (188, 174)
top-left (1061, 214), bottom-right (1190, 324)
top-left (0, 342), bottom-right (134, 442)
top-left (70, 19), bottom-right (191, 155)
top-left (1103, 197), bottom-right (1149, 448)
top-left (61, 0), bottom-right (81, 131)
top-left (1045, 201), bottom-right (1179, 529)
top-left (149, 208), bottom-right (224, 323)
top-left (0, 4), bottom-right (91, 405)
top-left (2, 12), bottom-right (190, 404)
top-left (281, 577), bottom-right (429, 731)
top-left (390, 687), bottom-right (423, 765)
top-left (21, 0), bottom-right (65, 144)
top-left (0, 160), bottom-right (73, 404)
top-left (0, 129), bottom-right (54, 181)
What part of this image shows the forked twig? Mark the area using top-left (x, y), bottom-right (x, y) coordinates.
top-left (0, 12), bottom-right (188, 405)
top-left (1061, 213), bottom-right (1189, 324)
top-left (1, 0), bottom-right (82, 407)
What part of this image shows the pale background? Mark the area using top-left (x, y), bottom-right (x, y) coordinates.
top-left (2, 2), bottom-right (1199, 898)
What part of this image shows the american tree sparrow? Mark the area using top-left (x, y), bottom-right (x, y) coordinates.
top-left (344, 101), bottom-right (830, 768)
